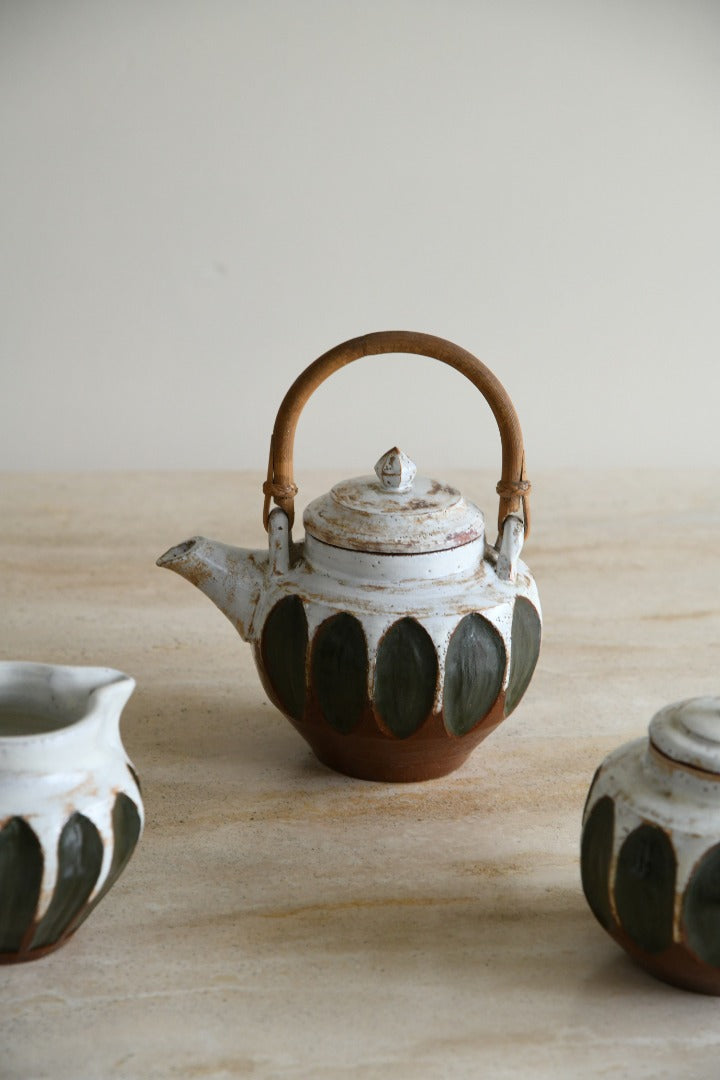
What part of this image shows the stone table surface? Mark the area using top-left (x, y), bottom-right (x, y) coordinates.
top-left (1, 469), bottom-right (719, 1080)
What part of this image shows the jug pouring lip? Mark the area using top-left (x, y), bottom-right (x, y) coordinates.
top-left (0, 660), bottom-right (135, 747)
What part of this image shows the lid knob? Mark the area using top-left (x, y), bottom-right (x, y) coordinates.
top-left (649, 696), bottom-right (720, 775)
top-left (374, 447), bottom-right (417, 493)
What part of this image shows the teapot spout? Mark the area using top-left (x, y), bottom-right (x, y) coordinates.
top-left (156, 536), bottom-right (266, 642)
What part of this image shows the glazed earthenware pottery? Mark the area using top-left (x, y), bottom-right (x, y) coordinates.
top-left (0, 661), bottom-right (143, 963)
top-left (582, 696), bottom-right (720, 994)
top-left (158, 331), bottom-right (541, 782)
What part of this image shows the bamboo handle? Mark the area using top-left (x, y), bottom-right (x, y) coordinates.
top-left (262, 330), bottom-right (531, 538)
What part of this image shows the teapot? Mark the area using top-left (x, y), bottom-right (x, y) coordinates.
top-left (157, 331), bottom-right (541, 782)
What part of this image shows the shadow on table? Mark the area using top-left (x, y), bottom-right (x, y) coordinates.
top-left (130, 683), bottom-right (715, 1014)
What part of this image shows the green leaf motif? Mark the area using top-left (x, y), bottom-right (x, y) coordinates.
top-left (261, 596), bottom-right (308, 721)
top-left (505, 598), bottom-right (541, 716)
top-left (374, 618), bottom-right (437, 739)
top-left (682, 843), bottom-right (720, 967)
top-left (615, 824), bottom-right (676, 954)
top-left (312, 613), bottom-right (368, 734)
top-left (581, 796), bottom-right (615, 931)
top-left (31, 813), bottom-right (103, 949)
top-left (0, 817), bottom-right (43, 952)
top-left (443, 614), bottom-right (506, 736)
top-left (72, 793), bottom-right (142, 931)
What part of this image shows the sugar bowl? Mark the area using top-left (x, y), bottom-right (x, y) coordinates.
top-left (582, 696), bottom-right (720, 994)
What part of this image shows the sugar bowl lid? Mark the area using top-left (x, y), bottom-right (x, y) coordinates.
top-left (649, 697), bottom-right (720, 775)
top-left (303, 447), bottom-right (485, 555)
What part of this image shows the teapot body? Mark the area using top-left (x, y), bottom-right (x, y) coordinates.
top-left (250, 528), bottom-right (541, 781)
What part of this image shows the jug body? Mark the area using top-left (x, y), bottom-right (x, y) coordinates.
top-left (0, 662), bottom-right (143, 963)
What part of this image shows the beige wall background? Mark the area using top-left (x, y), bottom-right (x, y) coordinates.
top-left (1, 1), bottom-right (719, 477)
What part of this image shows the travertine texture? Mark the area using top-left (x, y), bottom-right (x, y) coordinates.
top-left (0, 470), bottom-right (719, 1080)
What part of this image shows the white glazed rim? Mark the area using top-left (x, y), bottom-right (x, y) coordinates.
top-left (0, 660), bottom-right (135, 745)
top-left (303, 531), bottom-right (486, 581)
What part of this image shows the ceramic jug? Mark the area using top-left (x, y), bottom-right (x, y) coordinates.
top-left (0, 661), bottom-right (143, 963)
top-left (158, 331), bottom-right (541, 782)
top-left (582, 696), bottom-right (720, 994)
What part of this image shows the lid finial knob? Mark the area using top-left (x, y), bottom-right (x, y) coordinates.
top-left (374, 448), bottom-right (417, 493)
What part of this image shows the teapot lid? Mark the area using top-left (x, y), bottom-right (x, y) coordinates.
top-left (303, 447), bottom-right (485, 555)
top-left (649, 697), bottom-right (720, 775)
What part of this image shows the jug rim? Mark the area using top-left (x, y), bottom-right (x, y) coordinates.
top-left (0, 660), bottom-right (135, 744)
